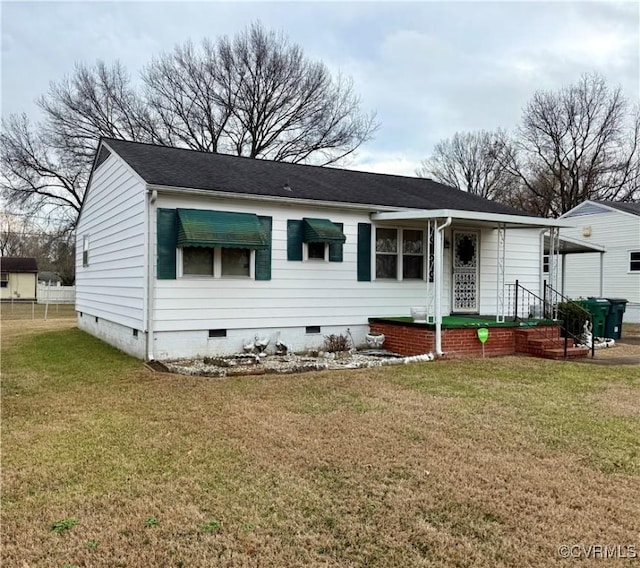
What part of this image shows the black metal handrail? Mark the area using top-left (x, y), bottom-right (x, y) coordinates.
top-left (544, 282), bottom-right (595, 358)
top-left (505, 280), bottom-right (593, 359)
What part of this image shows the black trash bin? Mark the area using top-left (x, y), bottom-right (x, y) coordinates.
top-left (604, 298), bottom-right (628, 340)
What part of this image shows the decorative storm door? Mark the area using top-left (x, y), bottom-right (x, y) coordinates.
top-left (452, 231), bottom-right (479, 313)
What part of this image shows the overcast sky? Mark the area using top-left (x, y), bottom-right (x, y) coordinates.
top-left (2, 1), bottom-right (639, 176)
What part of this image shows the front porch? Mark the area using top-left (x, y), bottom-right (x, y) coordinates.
top-left (368, 315), bottom-right (589, 359)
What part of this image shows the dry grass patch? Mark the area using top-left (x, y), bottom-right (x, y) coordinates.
top-left (593, 385), bottom-right (640, 417)
top-left (2, 324), bottom-right (639, 567)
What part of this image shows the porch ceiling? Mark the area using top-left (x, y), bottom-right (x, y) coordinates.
top-left (543, 233), bottom-right (605, 254)
top-left (371, 209), bottom-right (574, 229)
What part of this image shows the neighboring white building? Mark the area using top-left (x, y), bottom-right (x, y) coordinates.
top-left (0, 257), bottom-right (38, 301)
top-left (559, 200), bottom-right (640, 323)
top-left (75, 138), bottom-right (570, 360)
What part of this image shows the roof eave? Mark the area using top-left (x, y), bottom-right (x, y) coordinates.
top-left (371, 209), bottom-right (575, 228)
top-left (147, 183), bottom-right (406, 213)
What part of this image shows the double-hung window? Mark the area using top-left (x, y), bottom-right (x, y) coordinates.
top-left (630, 251), bottom-right (640, 273)
top-left (375, 227), bottom-right (426, 280)
top-left (0, 272), bottom-right (8, 288)
top-left (182, 247), bottom-right (253, 278)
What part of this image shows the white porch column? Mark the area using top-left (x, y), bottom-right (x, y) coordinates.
top-left (495, 223), bottom-right (506, 322)
top-left (434, 217), bottom-right (452, 356)
top-left (426, 220), bottom-right (435, 323)
top-left (599, 252), bottom-right (604, 296)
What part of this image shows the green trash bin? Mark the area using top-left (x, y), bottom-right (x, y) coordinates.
top-left (578, 298), bottom-right (610, 338)
top-left (604, 298), bottom-right (628, 340)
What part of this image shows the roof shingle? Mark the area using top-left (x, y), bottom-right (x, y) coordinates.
top-left (1, 257), bottom-right (38, 273)
top-left (101, 138), bottom-right (530, 217)
top-left (597, 200), bottom-right (640, 217)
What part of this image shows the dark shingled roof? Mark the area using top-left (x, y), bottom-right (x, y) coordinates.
top-left (102, 138), bottom-right (530, 217)
top-left (1, 257), bottom-right (38, 273)
top-left (597, 200), bottom-right (640, 217)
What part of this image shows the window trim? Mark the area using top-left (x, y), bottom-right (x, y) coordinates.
top-left (304, 241), bottom-right (329, 262)
top-left (629, 250), bottom-right (640, 273)
top-left (374, 226), bottom-right (427, 281)
top-left (178, 247), bottom-right (255, 279)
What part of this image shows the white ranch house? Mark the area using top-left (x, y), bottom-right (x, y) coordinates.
top-left (76, 138), bottom-right (575, 360)
top-left (556, 200), bottom-right (640, 323)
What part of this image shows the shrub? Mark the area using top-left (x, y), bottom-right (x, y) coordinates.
top-left (323, 334), bottom-right (350, 353)
top-left (557, 302), bottom-right (590, 339)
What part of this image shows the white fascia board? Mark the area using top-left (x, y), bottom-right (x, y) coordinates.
top-left (559, 200), bottom-right (594, 218)
top-left (148, 184), bottom-right (401, 213)
top-left (371, 209), bottom-right (575, 228)
top-left (561, 200), bottom-right (639, 220)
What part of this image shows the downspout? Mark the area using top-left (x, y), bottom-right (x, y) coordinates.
top-left (146, 189), bottom-right (158, 361)
top-left (599, 251), bottom-right (604, 296)
top-left (434, 217), bottom-right (452, 356)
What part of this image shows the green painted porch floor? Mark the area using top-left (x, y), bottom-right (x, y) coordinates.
top-left (369, 315), bottom-right (557, 329)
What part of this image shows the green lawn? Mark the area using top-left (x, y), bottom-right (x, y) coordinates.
top-left (2, 320), bottom-right (639, 567)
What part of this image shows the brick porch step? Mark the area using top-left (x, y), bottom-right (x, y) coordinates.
top-left (514, 327), bottom-right (588, 360)
top-left (538, 346), bottom-right (590, 360)
top-left (527, 337), bottom-right (575, 349)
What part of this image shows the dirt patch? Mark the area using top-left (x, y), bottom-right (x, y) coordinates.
top-left (577, 339), bottom-right (640, 365)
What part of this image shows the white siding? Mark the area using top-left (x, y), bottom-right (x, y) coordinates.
top-left (149, 196), bottom-right (543, 358)
top-left (559, 206), bottom-right (640, 322)
top-left (480, 226), bottom-right (542, 313)
top-left (75, 154), bottom-right (147, 330)
top-left (154, 196), bottom-right (450, 334)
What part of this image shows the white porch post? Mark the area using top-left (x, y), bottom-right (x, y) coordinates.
top-left (434, 217), bottom-right (452, 356)
top-left (426, 220), bottom-right (435, 323)
top-left (548, 227), bottom-right (559, 290)
top-left (496, 223), bottom-right (506, 322)
top-left (599, 252), bottom-right (604, 296)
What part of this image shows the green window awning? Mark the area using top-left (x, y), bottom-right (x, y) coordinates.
top-left (302, 218), bottom-right (346, 244)
top-left (177, 209), bottom-right (269, 249)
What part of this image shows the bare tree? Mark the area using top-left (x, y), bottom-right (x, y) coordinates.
top-left (1, 114), bottom-right (85, 222)
top-left (2, 61), bottom-right (150, 227)
top-left (2, 22), bottom-right (377, 226)
top-left (417, 130), bottom-right (517, 201)
top-left (496, 73), bottom-right (640, 216)
top-left (143, 41), bottom-right (232, 152)
top-left (144, 23), bottom-right (377, 164)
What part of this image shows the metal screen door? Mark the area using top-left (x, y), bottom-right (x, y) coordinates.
top-left (452, 230), bottom-right (479, 313)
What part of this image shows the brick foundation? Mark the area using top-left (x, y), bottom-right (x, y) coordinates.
top-left (368, 320), bottom-right (562, 358)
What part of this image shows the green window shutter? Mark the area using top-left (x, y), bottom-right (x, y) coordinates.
top-left (329, 222), bottom-right (344, 262)
top-left (157, 208), bottom-right (178, 280)
top-left (255, 216), bottom-right (272, 280)
top-left (357, 223), bottom-right (372, 281)
top-left (287, 220), bottom-right (303, 261)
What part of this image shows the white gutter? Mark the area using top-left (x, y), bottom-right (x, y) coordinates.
top-left (372, 209), bottom-right (575, 228)
top-left (146, 188), bottom-right (158, 361)
top-left (434, 217), bottom-right (452, 357)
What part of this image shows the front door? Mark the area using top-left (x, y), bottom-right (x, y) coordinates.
top-left (452, 230), bottom-right (479, 313)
